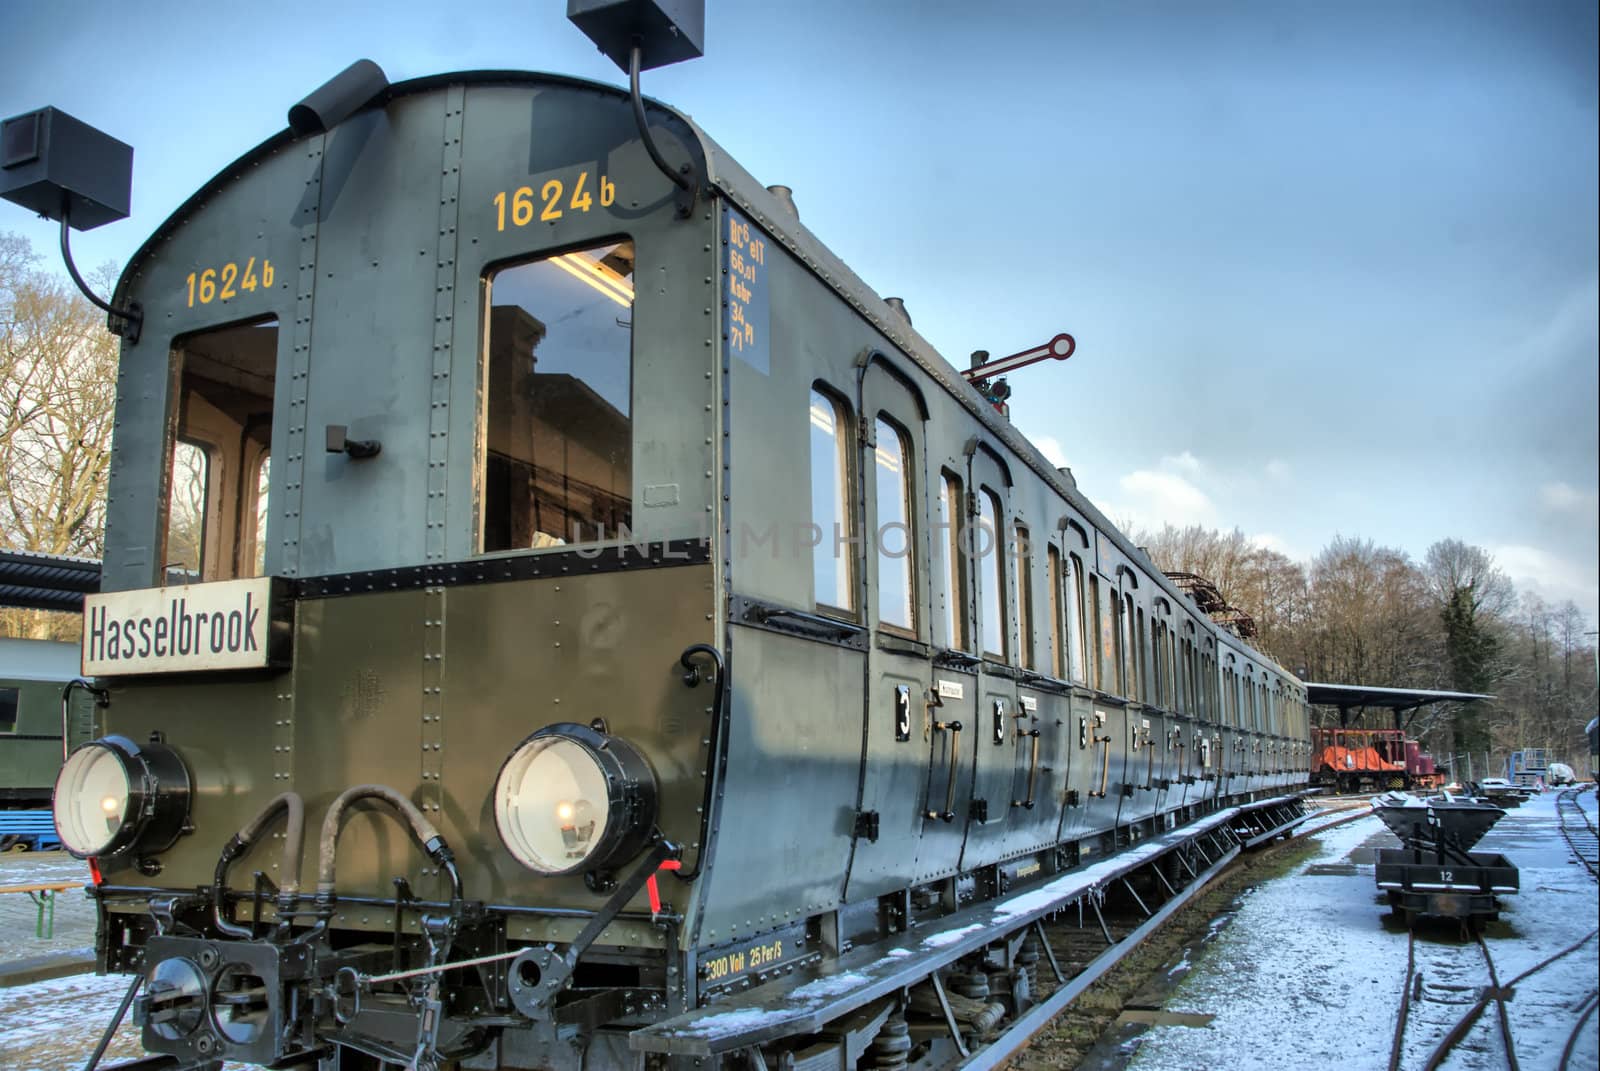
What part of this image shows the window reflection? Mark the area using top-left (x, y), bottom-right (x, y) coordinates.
top-left (482, 241), bottom-right (634, 552)
top-left (978, 488), bottom-right (1005, 660)
top-left (875, 417), bottom-right (913, 631)
top-left (809, 389), bottom-right (853, 614)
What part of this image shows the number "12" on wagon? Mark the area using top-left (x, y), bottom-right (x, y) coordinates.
top-left (493, 172), bottom-right (616, 231)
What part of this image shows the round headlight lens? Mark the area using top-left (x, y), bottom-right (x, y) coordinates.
top-left (52, 735), bottom-right (192, 861)
top-left (493, 724), bottom-right (657, 876)
top-left (55, 744), bottom-right (133, 856)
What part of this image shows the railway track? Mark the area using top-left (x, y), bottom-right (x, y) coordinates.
top-left (1388, 925), bottom-right (1599, 1071)
top-left (1556, 785), bottom-right (1598, 879)
top-left (977, 801), bottom-right (1371, 1070)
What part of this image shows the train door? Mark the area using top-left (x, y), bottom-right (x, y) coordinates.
top-left (845, 361), bottom-right (935, 901)
top-left (1054, 526), bottom-right (1097, 847)
top-left (1110, 571), bottom-right (1159, 832)
top-left (911, 463), bottom-right (976, 887)
top-left (999, 537), bottom-right (1073, 861)
top-left (957, 450), bottom-right (1022, 871)
top-left (1079, 555), bottom-right (1129, 844)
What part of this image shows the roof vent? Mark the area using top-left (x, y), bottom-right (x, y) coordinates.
top-left (1056, 466), bottom-right (1076, 489)
top-left (884, 297), bottom-right (911, 324)
top-left (765, 184), bottom-right (798, 219)
top-left (289, 59), bottom-right (389, 136)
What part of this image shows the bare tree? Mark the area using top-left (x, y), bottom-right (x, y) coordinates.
top-left (0, 232), bottom-right (119, 640)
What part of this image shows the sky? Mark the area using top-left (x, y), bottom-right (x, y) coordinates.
top-left (2, 0), bottom-right (1596, 622)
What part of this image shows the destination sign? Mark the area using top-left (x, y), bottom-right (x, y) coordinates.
top-left (83, 577), bottom-right (291, 676)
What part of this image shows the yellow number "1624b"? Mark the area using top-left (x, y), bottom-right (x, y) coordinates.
top-left (493, 172), bottom-right (616, 231)
top-left (186, 257), bottom-right (274, 308)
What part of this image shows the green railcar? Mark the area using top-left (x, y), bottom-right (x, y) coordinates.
top-left (16, 53), bottom-right (1313, 1071)
top-left (0, 638), bottom-right (97, 848)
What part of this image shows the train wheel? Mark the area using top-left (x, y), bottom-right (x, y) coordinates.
top-left (0, 835), bottom-right (24, 852)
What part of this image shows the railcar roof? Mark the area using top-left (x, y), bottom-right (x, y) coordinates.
top-left (0, 635), bottom-right (82, 680)
top-left (1305, 682), bottom-right (1493, 709)
top-left (117, 68), bottom-right (1298, 687)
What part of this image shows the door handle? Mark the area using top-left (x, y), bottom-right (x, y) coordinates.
top-left (1091, 733), bottom-right (1113, 797)
top-left (926, 720), bottom-right (963, 823)
top-left (1012, 726), bottom-right (1041, 810)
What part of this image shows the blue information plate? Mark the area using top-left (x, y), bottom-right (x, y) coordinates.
top-left (724, 207), bottom-right (770, 374)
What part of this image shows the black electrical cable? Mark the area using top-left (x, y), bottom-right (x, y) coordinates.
top-left (629, 42), bottom-right (692, 194)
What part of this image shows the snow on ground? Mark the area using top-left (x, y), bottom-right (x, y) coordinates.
top-left (1125, 792), bottom-right (1599, 1071)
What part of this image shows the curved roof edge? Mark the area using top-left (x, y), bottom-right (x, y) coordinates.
top-left (113, 69), bottom-right (704, 306)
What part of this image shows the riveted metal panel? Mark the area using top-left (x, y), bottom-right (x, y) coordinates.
top-left (441, 564), bottom-right (714, 944)
top-left (427, 85), bottom-right (466, 563)
top-left (91, 673), bottom-right (286, 884)
top-left (99, 141), bottom-right (311, 592)
top-left (444, 82), bottom-right (718, 560)
top-left (695, 627), bottom-right (859, 947)
top-left (278, 140), bottom-right (323, 577)
top-left (295, 97), bottom-right (446, 576)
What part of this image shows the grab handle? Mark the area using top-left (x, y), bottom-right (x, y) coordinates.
top-left (1012, 727), bottom-right (1041, 809)
top-left (926, 720), bottom-right (963, 823)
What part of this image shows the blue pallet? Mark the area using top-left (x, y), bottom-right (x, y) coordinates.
top-left (0, 810), bottom-right (61, 850)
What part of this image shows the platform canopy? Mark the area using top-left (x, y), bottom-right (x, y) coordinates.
top-left (1305, 681), bottom-right (1492, 731)
top-left (0, 549), bottom-right (101, 612)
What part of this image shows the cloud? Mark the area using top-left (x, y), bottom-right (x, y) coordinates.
top-left (1491, 543), bottom-right (1599, 620)
top-left (1034, 435), bottom-right (1069, 469)
top-left (1539, 481), bottom-right (1598, 520)
top-left (1165, 451), bottom-right (1202, 476)
top-left (1109, 465), bottom-right (1217, 530)
top-left (1249, 531), bottom-right (1302, 559)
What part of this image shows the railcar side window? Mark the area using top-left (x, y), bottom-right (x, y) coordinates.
top-left (940, 472), bottom-right (968, 650)
top-left (978, 488), bottom-right (1006, 661)
top-left (163, 317), bottom-right (278, 581)
top-left (1047, 545), bottom-right (1063, 677)
top-left (1066, 553), bottom-right (1087, 683)
top-left (481, 242), bottom-right (634, 552)
top-left (1152, 620), bottom-right (1167, 707)
top-left (1134, 604), bottom-right (1147, 701)
top-left (874, 417), bottom-right (914, 632)
top-left (1015, 524), bottom-right (1033, 669)
top-left (809, 388), bottom-right (855, 615)
top-left (0, 687), bottom-right (17, 733)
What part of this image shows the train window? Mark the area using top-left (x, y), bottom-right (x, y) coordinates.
top-left (977, 488), bottom-right (1006, 661)
top-left (1066, 553), bottom-right (1087, 683)
top-left (164, 440), bottom-right (210, 576)
top-left (1152, 621), bottom-right (1166, 707)
top-left (252, 454), bottom-right (270, 576)
top-left (1108, 584), bottom-right (1124, 694)
top-left (1134, 605), bottom-right (1147, 702)
top-left (163, 318), bottom-right (279, 581)
top-left (1120, 594), bottom-right (1137, 698)
top-left (1091, 573), bottom-right (1111, 690)
top-left (1015, 524), bottom-right (1033, 669)
top-left (1047, 545), bottom-right (1063, 677)
top-left (481, 241), bottom-right (634, 553)
top-left (873, 417), bottom-right (914, 633)
top-left (0, 687), bottom-right (17, 733)
top-left (809, 388), bottom-right (855, 615)
top-left (940, 472), bottom-right (968, 650)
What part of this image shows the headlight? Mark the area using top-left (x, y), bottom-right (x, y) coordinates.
top-left (53, 735), bottom-right (192, 860)
top-left (493, 723), bottom-right (657, 875)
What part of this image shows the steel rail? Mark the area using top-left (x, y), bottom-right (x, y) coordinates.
top-left (1556, 786), bottom-right (1598, 879)
top-left (1559, 990), bottom-right (1599, 1071)
top-left (1387, 929), bottom-right (1417, 1071)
